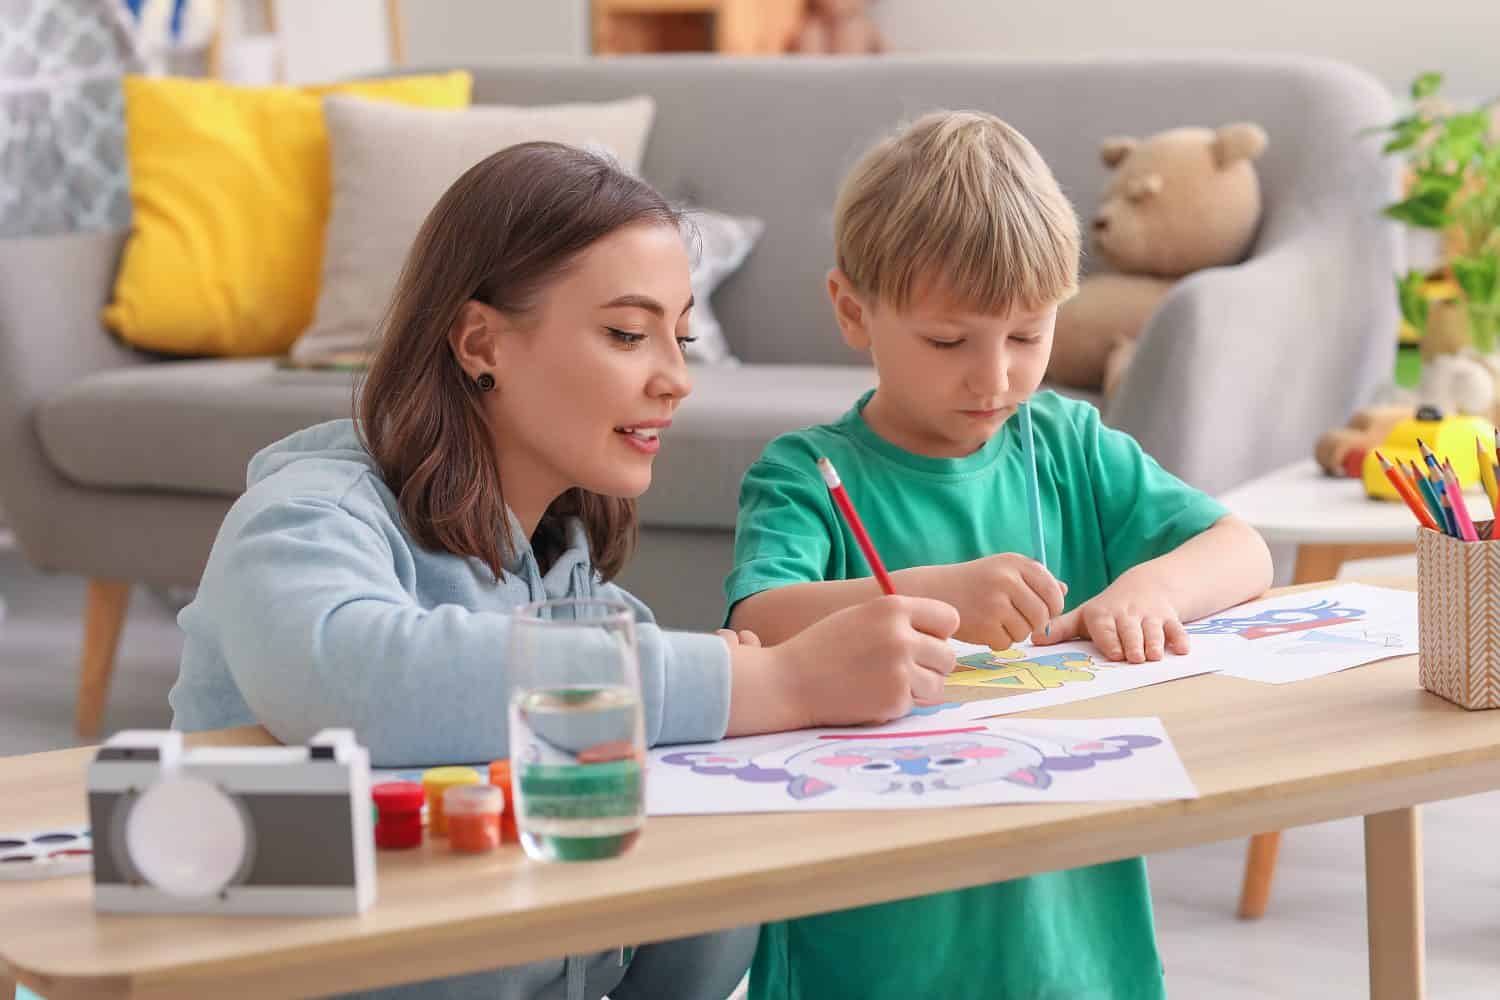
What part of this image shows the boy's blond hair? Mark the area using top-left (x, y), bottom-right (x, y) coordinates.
top-left (834, 110), bottom-right (1079, 314)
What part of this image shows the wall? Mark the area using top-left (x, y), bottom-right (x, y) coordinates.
top-left (873, 0), bottom-right (1500, 99)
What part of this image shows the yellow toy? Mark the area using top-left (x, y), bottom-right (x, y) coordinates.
top-left (1361, 407), bottom-right (1496, 500)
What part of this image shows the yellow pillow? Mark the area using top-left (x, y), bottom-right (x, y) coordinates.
top-left (103, 72), bottom-right (472, 357)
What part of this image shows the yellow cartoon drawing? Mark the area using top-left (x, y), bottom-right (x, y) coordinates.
top-left (950, 649), bottom-right (1103, 693)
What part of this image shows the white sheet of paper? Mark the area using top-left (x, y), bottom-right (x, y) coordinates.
top-left (1182, 582), bottom-right (1418, 684)
top-left (940, 638), bottom-right (1218, 722)
top-left (646, 717), bottom-right (1195, 814)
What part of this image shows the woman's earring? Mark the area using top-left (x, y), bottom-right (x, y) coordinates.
top-left (475, 372), bottom-right (496, 392)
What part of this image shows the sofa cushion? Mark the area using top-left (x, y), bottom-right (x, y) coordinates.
top-left (38, 360), bottom-right (354, 496)
top-left (38, 359), bottom-right (1095, 530)
top-left (36, 361), bottom-right (878, 528)
top-left (290, 94), bottom-right (656, 365)
top-left (101, 73), bottom-right (473, 358)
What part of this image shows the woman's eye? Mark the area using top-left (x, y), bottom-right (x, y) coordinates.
top-left (676, 336), bottom-right (699, 348)
top-left (928, 338), bottom-right (963, 350)
top-left (607, 327), bottom-right (645, 345)
top-left (1011, 335), bottom-right (1042, 345)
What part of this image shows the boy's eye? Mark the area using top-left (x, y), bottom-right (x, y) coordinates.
top-left (607, 327), bottom-right (645, 345)
top-left (927, 338), bottom-right (964, 350)
top-left (676, 336), bottom-right (698, 348)
top-left (1010, 335), bottom-right (1043, 344)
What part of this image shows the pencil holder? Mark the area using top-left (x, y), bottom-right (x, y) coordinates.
top-left (1417, 521), bottom-right (1500, 710)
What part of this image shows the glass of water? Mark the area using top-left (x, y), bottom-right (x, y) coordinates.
top-left (508, 598), bottom-right (646, 862)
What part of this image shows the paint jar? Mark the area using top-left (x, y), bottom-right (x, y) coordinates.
top-left (421, 766), bottom-right (481, 836)
top-left (371, 782), bottom-right (424, 850)
top-left (488, 760), bottom-right (519, 844)
top-left (444, 784), bottom-right (504, 854)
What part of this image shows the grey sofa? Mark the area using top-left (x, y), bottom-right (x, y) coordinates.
top-left (0, 54), bottom-right (1401, 734)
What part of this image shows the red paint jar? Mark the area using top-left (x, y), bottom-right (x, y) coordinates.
top-left (445, 784), bottom-right (504, 854)
top-left (371, 781), bottom-right (424, 850)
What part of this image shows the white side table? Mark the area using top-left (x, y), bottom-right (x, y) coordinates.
top-left (1217, 458), bottom-right (1494, 922)
top-left (1218, 458), bottom-right (1494, 585)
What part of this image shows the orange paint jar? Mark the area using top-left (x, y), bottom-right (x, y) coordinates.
top-left (421, 766), bottom-right (480, 836)
top-left (488, 759), bottom-right (519, 844)
top-left (444, 784), bottom-right (503, 853)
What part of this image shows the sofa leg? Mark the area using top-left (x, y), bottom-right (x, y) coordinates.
top-left (77, 579), bottom-right (131, 739)
top-left (1237, 831), bottom-right (1282, 919)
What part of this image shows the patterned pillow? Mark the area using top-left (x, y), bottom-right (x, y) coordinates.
top-left (682, 208), bottom-right (763, 366)
top-left (0, 0), bottom-right (141, 237)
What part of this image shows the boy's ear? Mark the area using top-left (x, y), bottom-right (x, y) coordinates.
top-left (448, 300), bottom-right (507, 383)
top-left (827, 268), bottom-right (872, 350)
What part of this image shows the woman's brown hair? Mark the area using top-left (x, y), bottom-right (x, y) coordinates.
top-left (357, 142), bottom-right (683, 582)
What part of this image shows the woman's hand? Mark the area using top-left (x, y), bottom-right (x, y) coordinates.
top-left (724, 595), bottom-right (960, 736)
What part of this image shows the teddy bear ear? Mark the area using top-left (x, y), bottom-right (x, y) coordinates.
top-left (1099, 136), bottom-right (1137, 168)
top-left (1212, 123), bottom-right (1269, 167)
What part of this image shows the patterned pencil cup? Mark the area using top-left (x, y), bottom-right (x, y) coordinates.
top-left (1417, 521), bottom-right (1500, 710)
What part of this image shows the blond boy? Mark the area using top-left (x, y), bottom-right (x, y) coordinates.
top-left (726, 111), bottom-right (1272, 999)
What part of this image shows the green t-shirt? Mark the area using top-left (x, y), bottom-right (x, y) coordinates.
top-left (726, 389), bottom-right (1227, 1000)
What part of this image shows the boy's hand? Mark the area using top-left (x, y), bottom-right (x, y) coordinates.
top-left (1033, 577), bottom-right (1189, 662)
top-left (904, 554), bottom-right (1066, 649)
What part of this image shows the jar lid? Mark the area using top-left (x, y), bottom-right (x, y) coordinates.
top-left (488, 759), bottom-right (511, 785)
top-left (444, 783), bottom-right (504, 816)
top-left (421, 766), bottom-right (481, 792)
top-left (372, 781), bottom-right (424, 812)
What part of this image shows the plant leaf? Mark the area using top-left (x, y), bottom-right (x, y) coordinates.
top-left (1412, 72), bottom-right (1444, 100)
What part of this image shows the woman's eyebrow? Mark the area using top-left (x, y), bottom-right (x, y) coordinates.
top-left (602, 294), bottom-right (695, 317)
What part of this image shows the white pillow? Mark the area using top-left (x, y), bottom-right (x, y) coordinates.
top-left (291, 93), bottom-right (655, 363)
top-left (682, 208), bottom-right (763, 366)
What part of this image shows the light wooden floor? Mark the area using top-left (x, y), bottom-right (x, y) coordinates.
top-left (3, 547), bottom-right (1496, 998)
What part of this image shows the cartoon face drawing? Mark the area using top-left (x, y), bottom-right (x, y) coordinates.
top-left (1185, 599), bottom-right (1365, 640)
top-left (782, 735), bottom-right (1049, 798)
top-left (660, 729), bottom-right (1162, 802)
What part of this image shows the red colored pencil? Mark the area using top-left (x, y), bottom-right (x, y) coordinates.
top-left (817, 457), bottom-right (897, 595)
top-left (1375, 452), bottom-right (1439, 532)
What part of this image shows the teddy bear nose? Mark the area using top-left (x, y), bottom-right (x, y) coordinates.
top-left (1092, 217), bottom-right (1109, 233)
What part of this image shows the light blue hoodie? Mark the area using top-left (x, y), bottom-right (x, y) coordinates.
top-left (169, 419), bottom-right (749, 1000)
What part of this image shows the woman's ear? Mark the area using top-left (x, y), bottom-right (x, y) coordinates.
top-left (448, 300), bottom-right (505, 383)
top-left (827, 268), bottom-right (872, 351)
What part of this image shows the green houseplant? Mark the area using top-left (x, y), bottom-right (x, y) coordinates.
top-left (1375, 72), bottom-right (1500, 356)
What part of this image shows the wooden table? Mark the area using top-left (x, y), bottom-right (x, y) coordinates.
top-left (3, 581), bottom-right (1498, 1000)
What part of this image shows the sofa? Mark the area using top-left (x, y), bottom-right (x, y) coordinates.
top-left (0, 54), bottom-right (1402, 734)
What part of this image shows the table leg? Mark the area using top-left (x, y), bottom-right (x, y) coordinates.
top-left (1365, 807), bottom-right (1425, 1000)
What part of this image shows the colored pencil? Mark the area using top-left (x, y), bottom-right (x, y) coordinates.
top-left (1478, 437), bottom-right (1500, 521)
top-left (1376, 451), bottom-right (1439, 531)
top-left (1018, 401), bottom-right (1047, 570)
top-left (1412, 460), bottom-right (1453, 535)
top-left (1441, 460), bottom-right (1480, 541)
top-left (817, 457), bottom-right (897, 595)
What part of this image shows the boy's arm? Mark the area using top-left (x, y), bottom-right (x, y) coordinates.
top-left (1039, 514), bottom-right (1272, 660)
top-left (730, 576), bottom-right (901, 646)
top-left (1105, 514), bottom-right (1272, 623)
top-left (732, 558), bottom-right (1065, 649)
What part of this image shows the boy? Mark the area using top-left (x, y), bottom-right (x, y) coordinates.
top-left (725, 111), bottom-right (1273, 999)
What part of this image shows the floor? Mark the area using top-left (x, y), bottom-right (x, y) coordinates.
top-left (3, 545), bottom-right (1498, 998)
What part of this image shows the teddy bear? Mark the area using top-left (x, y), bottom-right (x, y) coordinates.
top-left (790, 0), bottom-right (885, 54)
top-left (1048, 123), bottom-right (1269, 398)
